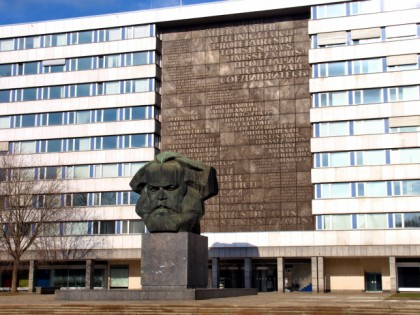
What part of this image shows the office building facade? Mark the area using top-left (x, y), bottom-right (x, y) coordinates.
top-left (0, 0), bottom-right (419, 292)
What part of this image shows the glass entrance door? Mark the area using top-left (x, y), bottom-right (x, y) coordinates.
top-left (365, 272), bottom-right (382, 292)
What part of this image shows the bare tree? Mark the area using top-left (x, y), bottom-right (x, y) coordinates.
top-left (0, 155), bottom-right (69, 292)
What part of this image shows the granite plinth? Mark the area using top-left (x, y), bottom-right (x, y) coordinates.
top-left (141, 232), bottom-right (208, 289)
top-left (55, 288), bottom-right (258, 301)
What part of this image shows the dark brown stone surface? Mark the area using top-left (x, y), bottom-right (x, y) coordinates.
top-left (160, 15), bottom-right (313, 233)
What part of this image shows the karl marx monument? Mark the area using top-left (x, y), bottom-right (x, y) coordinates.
top-left (129, 152), bottom-right (223, 298)
top-left (130, 152), bottom-right (218, 234)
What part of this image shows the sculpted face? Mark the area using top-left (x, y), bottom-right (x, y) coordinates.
top-left (146, 161), bottom-right (186, 216)
top-left (130, 152), bottom-right (218, 234)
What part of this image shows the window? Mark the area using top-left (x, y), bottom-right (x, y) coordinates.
top-left (105, 55), bottom-right (121, 68)
top-left (94, 164), bottom-right (118, 178)
top-left (389, 86), bottom-right (418, 102)
top-left (98, 221), bottom-right (115, 234)
top-left (45, 33), bottom-right (67, 47)
top-left (404, 213), bottom-right (420, 228)
top-left (354, 88), bottom-right (383, 104)
top-left (0, 90), bottom-right (10, 103)
top-left (74, 31), bottom-right (93, 44)
top-left (0, 64), bottom-right (12, 77)
top-left (126, 25), bottom-right (150, 39)
top-left (402, 181), bottom-right (420, 196)
top-left (0, 116), bottom-right (10, 129)
top-left (104, 28), bottom-right (122, 41)
top-left (320, 152), bottom-right (350, 167)
top-left (129, 221), bottom-right (144, 233)
top-left (356, 150), bottom-right (386, 166)
top-left (316, 3), bottom-right (346, 19)
top-left (104, 82), bottom-right (120, 95)
top-left (386, 24), bottom-right (417, 40)
top-left (398, 148), bottom-right (420, 163)
top-left (76, 84), bottom-right (91, 97)
top-left (350, 0), bottom-right (380, 15)
top-left (122, 191), bottom-right (140, 205)
top-left (319, 91), bottom-right (348, 107)
top-left (64, 222), bottom-right (89, 235)
top-left (74, 138), bottom-right (90, 151)
top-left (319, 122), bottom-right (349, 137)
top-left (16, 141), bottom-right (36, 154)
top-left (132, 52), bottom-right (148, 65)
top-left (73, 165), bottom-right (90, 179)
top-left (320, 183), bottom-right (352, 198)
top-left (320, 61), bottom-right (347, 77)
top-left (133, 79), bottom-right (149, 92)
top-left (123, 162), bottom-right (144, 176)
top-left (96, 136), bottom-right (118, 150)
top-left (363, 182), bottom-right (388, 197)
top-left (94, 192), bottom-right (117, 206)
top-left (0, 39), bottom-right (14, 51)
top-left (353, 58), bottom-right (382, 74)
top-left (23, 62), bottom-right (38, 75)
top-left (77, 57), bottom-right (94, 71)
top-left (23, 36), bottom-right (41, 49)
top-left (21, 88), bottom-right (37, 101)
top-left (101, 108), bottom-right (118, 122)
top-left (71, 193), bottom-right (88, 207)
top-left (354, 119), bottom-right (385, 135)
top-left (21, 114), bottom-right (36, 127)
top-left (75, 111), bottom-right (90, 124)
top-left (39, 166), bottom-right (59, 180)
top-left (48, 86), bottom-right (65, 99)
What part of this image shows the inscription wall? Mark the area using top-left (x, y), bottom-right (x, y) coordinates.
top-left (160, 16), bottom-right (313, 232)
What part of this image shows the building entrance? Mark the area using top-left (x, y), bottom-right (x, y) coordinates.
top-left (365, 272), bottom-right (382, 292)
top-left (252, 259), bottom-right (277, 292)
top-left (284, 259), bottom-right (312, 292)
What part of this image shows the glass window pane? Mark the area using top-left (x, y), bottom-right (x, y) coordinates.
top-left (76, 84), bottom-right (91, 97)
top-left (76, 111), bottom-right (90, 124)
top-left (48, 112), bottom-right (62, 125)
top-left (133, 80), bottom-right (148, 92)
top-left (328, 62), bottom-right (346, 76)
top-left (362, 150), bottom-right (386, 165)
top-left (22, 88), bottom-right (37, 101)
top-left (78, 31), bottom-right (93, 44)
top-left (47, 140), bottom-right (61, 152)
top-left (0, 90), bottom-right (10, 103)
top-left (74, 165), bottom-right (89, 178)
top-left (368, 214), bottom-right (387, 229)
top-left (73, 193), bottom-right (88, 207)
top-left (129, 221), bottom-right (144, 233)
top-left (400, 149), bottom-right (420, 163)
top-left (130, 163), bottom-right (144, 176)
top-left (0, 64), bottom-right (12, 77)
top-left (403, 181), bottom-right (420, 196)
top-left (354, 120), bottom-right (384, 135)
top-left (25, 36), bottom-right (41, 49)
top-left (130, 192), bottom-right (140, 205)
top-left (400, 86), bottom-right (418, 101)
top-left (363, 89), bottom-right (382, 104)
top-left (45, 166), bottom-right (58, 179)
top-left (102, 164), bottom-right (118, 177)
top-left (329, 122), bottom-right (349, 136)
top-left (331, 215), bottom-right (351, 230)
top-left (20, 141), bottom-right (36, 154)
top-left (103, 136), bottom-right (117, 149)
top-left (75, 138), bottom-right (90, 151)
top-left (330, 183), bottom-right (351, 198)
top-left (329, 92), bottom-right (348, 106)
top-left (105, 55), bottom-right (121, 68)
top-left (0, 116), bottom-right (10, 128)
top-left (330, 152), bottom-right (350, 167)
top-left (133, 25), bottom-right (149, 38)
top-left (105, 82), bottom-right (120, 94)
top-left (102, 108), bottom-right (117, 122)
top-left (357, 214), bottom-right (367, 229)
top-left (77, 57), bottom-right (93, 71)
top-left (101, 192), bottom-right (116, 206)
top-left (130, 134), bottom-right (146, 148)
top-left (24, 62), bottom-right (38, 75)
top-left (107, 28), bottom-right (122, 41)
top-left (0, 39), bottom-right (14, 51)
top-left (49, 86), bottom-right (64, 99)
top-left (404, 213), bottom-right (420, 227)
top-left (132, 52), bottom-right (148, 65)
top-left (131, 107), bottom-right (146, 120)
top-left (317, 3), bottom-right (346, 18)
top-left (365, 182), bottom-right (387, 197)
top-left (21, 114), bottom-right (36, 127)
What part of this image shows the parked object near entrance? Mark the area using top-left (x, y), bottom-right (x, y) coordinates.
top-left (129, 152), bottom-right (218, 234)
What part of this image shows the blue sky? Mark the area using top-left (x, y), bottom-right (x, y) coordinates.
top-left (0, 0), bottom-right (222, 25)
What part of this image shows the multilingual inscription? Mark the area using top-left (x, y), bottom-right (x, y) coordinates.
top-left (161, 16), bottom-right (313, 232)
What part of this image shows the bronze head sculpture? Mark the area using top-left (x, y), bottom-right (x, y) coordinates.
top-left (129, 152), bottom-right (218, 234)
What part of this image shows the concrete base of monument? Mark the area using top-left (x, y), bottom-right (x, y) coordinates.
top-left (55, 288), bottom-right (258, 301)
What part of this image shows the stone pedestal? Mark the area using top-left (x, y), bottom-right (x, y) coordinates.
top-left (141, 232), bottom-right (208, 289)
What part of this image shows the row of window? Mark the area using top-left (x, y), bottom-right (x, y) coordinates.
top-left (0, 79), bottom-right (158, 103)
top-left (312, 0), bottom-right (420, 20)
top-left (312, 56), bottom-right (419, 78)
top-left (0, 24), bottom-right (155, 52)
top-left (315, 180), bottom-right (420, 199)
top-left (315, 148), bottom-right (420, 168)
top-left (314, 119), bottom-right (389, 137)
top-left (0, 51), bottom-right (158, 77)
top-left (0, 106), bottom-right (157, 129)
top-left (313, 85), bottom-right (419, 107)
top-left (316, 212), bottom-right (420, 230)
top-left (1, 162), bottom-right (145, 181)
top-left (312, 24), bottom-right (420, 49)
top-left (11, 134), bottom-right (158, 154)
